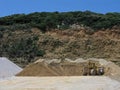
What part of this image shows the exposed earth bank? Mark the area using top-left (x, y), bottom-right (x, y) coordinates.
top-left (1, 27), bottom-right (120, 67)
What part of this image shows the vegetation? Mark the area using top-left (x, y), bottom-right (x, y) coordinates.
top-left (0, 11), bottom-right (120, 31)
top-left (0, 11), bottom-right (120, 67)
top-left (0, 32), bottom-right (45, 66)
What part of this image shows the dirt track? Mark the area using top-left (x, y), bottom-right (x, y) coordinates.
top-left (0, 76), bottom-right (120, 90)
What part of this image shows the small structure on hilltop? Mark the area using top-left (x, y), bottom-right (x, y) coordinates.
top-left (70, 24), bottom-right (85, 30)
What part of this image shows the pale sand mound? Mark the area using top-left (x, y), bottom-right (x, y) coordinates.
top-left (17, 58), bottom-right (120, 81)
top-left (0, 57), bottom-right (22, 78)
top-left (0, 76), bottom-right (120, 90)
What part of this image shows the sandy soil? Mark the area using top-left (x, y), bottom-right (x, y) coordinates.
top-left (0, 76), bottom-right (120, 90)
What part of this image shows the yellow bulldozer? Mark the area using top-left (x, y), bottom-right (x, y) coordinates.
top-left (83, 61), bottom-right (104, 76)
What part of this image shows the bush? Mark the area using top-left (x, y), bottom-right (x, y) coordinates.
top-left (36, 50), bottom-right (45, 57)
top-left (0, 32), bottom-right (3, 38)
top-left (0, 11), bottom-right (119, 30)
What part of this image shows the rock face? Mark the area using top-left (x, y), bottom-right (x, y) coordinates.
top-left (17, 58), bottom-right (120, 80)
top-left (0, 57), bottom-right (22, 78)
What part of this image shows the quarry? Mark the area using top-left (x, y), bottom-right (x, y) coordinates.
top-left (0, 11), bottom-right (120, 90)
top-left (0, 57), bottom-right (120, 90)
top-left (0, 27), bottom-right (120, 90)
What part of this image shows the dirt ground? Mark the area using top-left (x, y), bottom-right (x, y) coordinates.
top-left (0, 76), bottom-right (120, 90)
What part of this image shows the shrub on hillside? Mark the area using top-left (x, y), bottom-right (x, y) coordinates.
top-left (0, 11), bottom-right (120, 31)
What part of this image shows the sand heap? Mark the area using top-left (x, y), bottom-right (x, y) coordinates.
top-left (17, 58), bottom-right (120, 78)
top-left (0, 57), bottom-right (22, 78)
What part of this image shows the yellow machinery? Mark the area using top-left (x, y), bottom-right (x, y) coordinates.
top-left (83, 61), bottom-right (104, 76)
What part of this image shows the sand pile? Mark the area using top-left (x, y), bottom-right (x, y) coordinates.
top-left (17, 58), bottom-right (89, 76)
top-left (17, 58), bottom-right (120, 79)
top-left (0, 57), bottom-right (22, 78)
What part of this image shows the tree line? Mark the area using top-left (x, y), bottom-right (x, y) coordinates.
top-left (0, 11), bottom-right (120, 31)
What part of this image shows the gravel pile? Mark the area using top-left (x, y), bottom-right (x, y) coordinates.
top-left (0, 57), bottom-right (22, 78)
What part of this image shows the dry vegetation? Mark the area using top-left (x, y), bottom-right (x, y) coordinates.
top-left (0, 26), bottom-right (120, 67)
